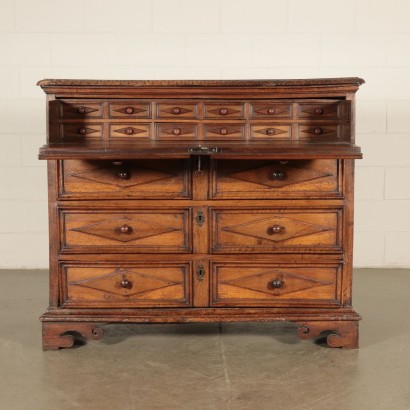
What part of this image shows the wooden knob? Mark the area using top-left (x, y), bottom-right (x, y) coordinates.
top-left (172, 107), bottom-right (181, 115)
top-left (220, 128), bottom-right (228, 135)
top-left (314, 127), bottom-right (323, 135)
top-left (173, 128), bottom-right (181, 135)
top-left (120, 279), bottom-right (131, 289)
top-left (125, 107), bottom-right (134, 114)
top-left (125, 127), bottom-right (134, 135)
top-left (119, 225), bottom-right (130, 234)
top-left (269, 225), bottom-right (283, 234)
top-left (219, 108), bottom-right (228, 115)
top-left (77, 106), bottom-right (86, 114)
top-left (271, 279), bottom-right (283, 289)
top-left (116, 171), bottom-right (129, 179)
top-left (78, 127), bottom-right (87, 135)
top-left (271, 170), bottom-right (285, 180)
top-left (314, 108), bottom-right (324, 115)
top-left (266, 128), bottom-right (275, 135)
top-left (267, 108), bottom-right (276, 115)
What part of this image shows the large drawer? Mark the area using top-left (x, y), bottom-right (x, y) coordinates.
top-left (211, 262), bottom-right (342, 307)
top-left (210, 159), bottom-right (340, 199)
top-left (60, 159), bottom-right (191, 199)
top-left (61, 262), bottom-right (192, 308)
top-left (211, 208), bottom-right (342, 253)
top-left (61, 209), bottom-right (192, 253)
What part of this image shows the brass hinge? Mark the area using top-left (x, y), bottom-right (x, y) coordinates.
top-left (188, 145), bottom-right (221, 155)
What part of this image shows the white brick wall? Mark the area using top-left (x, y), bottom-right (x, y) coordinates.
top-left (0, 0), bottom-right (409, 268)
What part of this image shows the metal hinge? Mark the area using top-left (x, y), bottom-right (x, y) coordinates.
top-left (188, 145), bottom-right (221, 155)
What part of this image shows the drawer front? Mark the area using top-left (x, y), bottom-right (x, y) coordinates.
top-left (61, 262), bottom-right (192, 308)
top-left (60, 101), bottom-right (103, 119)
top-left (156, 123), bottom-right (198, 139)
top-left (211, 262), bottom-right (341, 307)
top-left (211, 208), bottom-right (341, 253)
top-left (109, 102), bottom-right (151, 118)
top-left (60, 123), bottom-right (103, 139)
top-left (298, 102), bottom-right (340, 119)
top-left (250, 103), bottom-right (292, 119)
top-left (156, 103), bottom-right (199, 119)
top-left (61, 159), bottom-right (191, 199)
top-left (109, 123), bottom-right (150, 138)
top-left (211, 159), bottom-right (340, 199)
top-left (297, 124), bottom-right (340, 141)
top-left (204, 123), bottom-right (245, 139)
top-left (250, 124), bottom-right (291, 139)
top-left (204, 103), bottom-right (245, 119)
top-left (61, 209), bottom-right (192, 253)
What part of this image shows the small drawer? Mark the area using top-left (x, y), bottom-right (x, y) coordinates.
top-left (109, 102), bottom-right (151, 118)
top-left (297, 124), bottom-right (339, 140)
top-left (204, 123), bottom-right (245, 139)
top-left (109, 123), bottom-right (150, 138)
top-left (204, 103), bottom-right (245, 119)
top-left (250, 124), bottom-right (291, 139)
top-left (211, 159), bottom-right (340, 199)
top-left (156, 123), bottom-right (197, 139)
top-left (60, 101), bottom-right (103, 119)
top-left (61, 159), bottom-right (191, 199)
top-left (61, 262), bottom-right (192, 308)
top-left (298, 102), bottom-right (340, 119)
top-left (210, 262), bottom-right (341, 307)
top-left (61, 209), bottom-right (192, 253)
top-left (211, 208), bottom-right (341, 254)
top-left (250, 103), bottom-right (292, 119)
top-left (156, 103), bottom-right (199, 119)
top-left (60, 123), bottom-right (103, 139)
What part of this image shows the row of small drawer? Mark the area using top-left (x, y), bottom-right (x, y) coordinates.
top-left (61, 122), bottom-right (340, 140)
top-left (61, 159), bottom-right (341, 199)
top-left (61, 208), bottom-right (342, 254)
top-left (60, 261), bottom-right (343, 308)
top-left (58, 101), bottom-right (343, 120)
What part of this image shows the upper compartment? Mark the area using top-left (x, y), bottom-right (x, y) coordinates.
top-left (38, 78), bottom-right (364, 160)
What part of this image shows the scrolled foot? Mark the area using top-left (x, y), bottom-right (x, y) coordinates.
top-left (296, 320), bottom-right (359, 349)
top-left (42, 322), bottom-right (105, 350)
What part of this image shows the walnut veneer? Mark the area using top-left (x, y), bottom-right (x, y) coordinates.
top-left (38, 78), bottom-right (364, 350)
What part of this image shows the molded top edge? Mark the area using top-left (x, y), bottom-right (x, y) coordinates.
top-left (37, 77), bottom-right (365, 88)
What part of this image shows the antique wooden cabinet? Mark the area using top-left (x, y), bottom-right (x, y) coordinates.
top-left (38, 78), bottom-right (364, 350)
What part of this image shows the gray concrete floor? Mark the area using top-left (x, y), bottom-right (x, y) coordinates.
top-left (0, 269), bottom-right (409, 410)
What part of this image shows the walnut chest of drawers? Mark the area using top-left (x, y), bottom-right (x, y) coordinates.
top-left (38, 78), bottom-right (364, 350)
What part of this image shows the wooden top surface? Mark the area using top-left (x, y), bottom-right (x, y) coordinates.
top-left (38, 77), bottom-right (365, 88)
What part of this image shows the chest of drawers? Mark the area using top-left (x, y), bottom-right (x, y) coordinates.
top-left (38, 78), bottom-right (364, 350)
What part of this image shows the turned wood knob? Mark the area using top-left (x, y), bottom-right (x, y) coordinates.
top-left (314, 127), bottom-right (323, 135)
top-left (112, 161), bottom-right (123, 166)
top-left (77, 106), bottom-right (86, 114)
top-left (220, 128), bottom-right (228, 135)
top-left (125, 127), bottom-right (134, 135)
top-left (219, 108), bottom-right (228, 115)
top-left (267, 108), bottom-right (276, 115)
top-left (173, 128), bottom-right (181, 135)
top-left (271, 170), bottom-right (285, 180)
top-left (172, 107), bottom-right (181, 115)
top-left (125, 106), bottom-right (134, 114)
top-left (119, 225), bottom-right (131, 234)
top-left (266, 128), bottom-right (275, 135)
top-left (116, 170), bottom-right (130, 179)
top-left (268, 225), bottom-right (283, 234)
top-left (78, 127), bottom-right (87, 135)
top-left (314, 108), bottom-right (324, 115)
top-left (271, 279), bottom-right (283, 289)
top-left (121, 279), bottom-right (131, 289)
